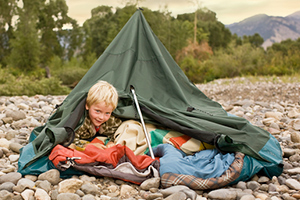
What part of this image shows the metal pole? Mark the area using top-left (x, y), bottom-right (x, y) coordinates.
top-left (130, 86), bottom-right (155, 159)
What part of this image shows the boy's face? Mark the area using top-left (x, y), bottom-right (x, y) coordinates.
top-left (86, 101), bottom-right (113, 127)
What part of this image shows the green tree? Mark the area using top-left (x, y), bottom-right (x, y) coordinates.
top-left (265, 38), bottom-right (300, 75)
top-left (248, 33), bottom-right (264, 47)
top-left (0, 0), bottom-right (18, 66)
top-left (206, 21), bottom-right (231, 50)
top-left (242, 33), bottom-right (264, 48)
top-left (82, 5), bottom-right (116, 58)
top-left (232, 34), bottom-right (243, 46)
top-left (61, 19), bottom-right (84, 61)
top-left (177, 9), bottom-right (232, 50)
top-left (142, 7), bottom-right (174, 51)
top-left (169, 20), bottom-right (194, 57)
top-left (8, 0), bottom-right (41, 72)
top-left (37, 0), bottom-right (73, 66)
top-left (267, 38), bottom-right (300, 56)
top-left (176, 41), bottom-right (213, 83)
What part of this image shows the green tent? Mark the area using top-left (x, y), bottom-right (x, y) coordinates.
top-left (18, 9), bottom-right (282, 179)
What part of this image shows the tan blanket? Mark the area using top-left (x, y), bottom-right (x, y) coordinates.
top-left (114, 120), bottom-right (214, 155)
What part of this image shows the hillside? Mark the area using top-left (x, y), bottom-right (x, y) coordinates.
top-left (226, 10), bottom-right (300, 49)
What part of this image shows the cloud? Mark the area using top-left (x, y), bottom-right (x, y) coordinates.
top-left (65, 0), bottom-right (300, 25)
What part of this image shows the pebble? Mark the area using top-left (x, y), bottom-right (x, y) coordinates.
top-left (38, 169), bottom-right (61, 185)
top-left (0, 77), bottom-right (299, 199)
top-left (58, 179), bottom-right (83, 193)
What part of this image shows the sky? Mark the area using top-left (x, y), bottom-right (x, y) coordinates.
top-left (65, 0), bottom-right (300, 25)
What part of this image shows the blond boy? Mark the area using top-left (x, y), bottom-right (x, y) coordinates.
top-left (70, 80), bottom-right (122, 150)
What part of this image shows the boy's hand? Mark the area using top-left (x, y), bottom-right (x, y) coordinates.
top-left (106, 141), bottom-right (115, 148)
top-left (68, 144), bottom-right (76, 149)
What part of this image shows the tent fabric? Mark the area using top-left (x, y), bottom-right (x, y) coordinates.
top-left (55, 9), bottom-right (277, 162)
top-left (18, 9), bottom-right (283, 185)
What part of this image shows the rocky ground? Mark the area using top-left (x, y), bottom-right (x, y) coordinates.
top-left (197, 76), bottom-right (300, 105)
top-left (0, 76), bottom-right (300, 200)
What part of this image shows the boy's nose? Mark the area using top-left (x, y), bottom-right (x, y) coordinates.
top-left (98, 113), bottom-right (104, 119)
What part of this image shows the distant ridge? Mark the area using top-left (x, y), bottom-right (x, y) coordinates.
top-left (287, 10), bottom-right (300, 20)
top-left (226, 10), bottom-right (300, 49)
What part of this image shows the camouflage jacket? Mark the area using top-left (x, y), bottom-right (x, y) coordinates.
top-left (74, 115), bottom-right (122, 147)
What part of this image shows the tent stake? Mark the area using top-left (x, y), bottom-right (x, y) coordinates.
top-left (130, 85), bottom-right (155, 159)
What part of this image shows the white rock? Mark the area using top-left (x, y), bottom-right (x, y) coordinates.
top-left (17, 103), bottom-right (30, 110)
top-left (208, 189), bottom-right (237, 200)
top-left (0, 138), bottom-right (11, 148)
top-left (288, 108), bottom-right (300, 118)
top-left (120, 184), bottom-right (136, 199)
top-left (290, 132), bottom-right (300, 143)
top-left (9, 154), bottom-right (19, 162)
top-left (286, 167), bottom-right (300, 175)
top-left (6, 104), bottom-right (18, 110)
top-left (1, 166), bottom-right (16, 173)
top-left (21, 189), bottom-right (34, 200)
top-left (265, 112), bottom-right (283, 120)
top-left (17, 178), bottom-right (36, 189)
top-left (58, 178), bottom-right (83, 193)
top-left (262, 118), bottom-right (276, 126)
top-left (100, 195), bottom-right (111, 200)
top-left (0, 114), bottom-right (6, 120)
top-left (35, 188), bottom-right (51, 200)
top-left (270, 196), bottom-right (281, 200)
top-left (29, 117), bottom-right (42, 127)
top-left (292, 119), bottom-right (300, 130)
top-left (0, 130), bottom-right (5, 138)
top-left (41, 105), bottom-right (54, 114)
top-left (285, 179), bottom-right (300, 190)
top-left (255, 193), bottom-right (268, 200)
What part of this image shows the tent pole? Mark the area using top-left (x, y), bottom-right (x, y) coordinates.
top-left (130, 86), bottom-right (155, 159)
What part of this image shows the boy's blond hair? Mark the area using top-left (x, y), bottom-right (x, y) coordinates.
top-left (86, 80), bottom-right (118, 110)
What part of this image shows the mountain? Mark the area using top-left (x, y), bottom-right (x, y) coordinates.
top-left (226, 11), bottom-right (300, 49)
top-left (287, 10), bottom-right (300, 20)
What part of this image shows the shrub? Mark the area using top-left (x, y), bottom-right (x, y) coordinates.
top-left (54, 67), bottom-right (88, 86)
top-left (49, 56), bottom-right (89, 86)
top-left (0, 70), bottom-right (70, 96)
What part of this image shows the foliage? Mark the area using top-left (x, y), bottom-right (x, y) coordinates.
top-left (168, 20), bottom-right (194, 56)
top-left (179, 55), bottom-right (202, 83)
top-left (0, 0), bottom-right (18, 67)
top-left (0, 2), bottom-right (300, 95)
top-left (176, 41), bottom-right (213, 82)
top-left (54, 67), bottom-right (88, 87)
top-left (8, 2), bottom-right (41, 72)
top-left (263, 38), bottom-right (300, 76)
top-left (176, 40), bottom-right (213, 62)
top-left (243, 33), bottom-right (264, 48)
top-left (48, 56), bottom-right (90, 87)
top-left (177, 9), bottom-right (232, 50)
top-left (196, 42), bottom-right (266, 82)
top-left (37, 0), bottom-right (74, 66)
top-left (0, 68), bottom-right (70, 96)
